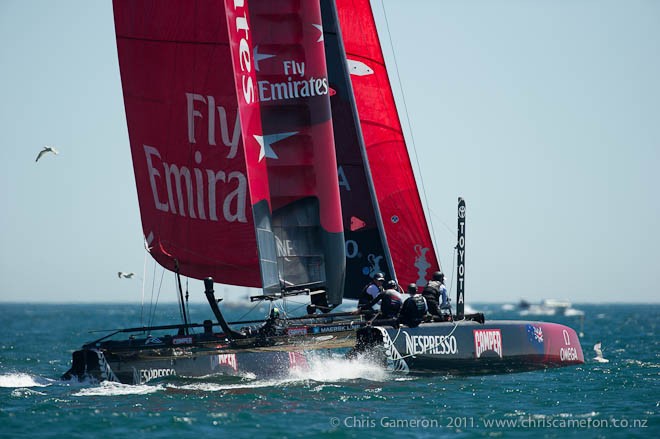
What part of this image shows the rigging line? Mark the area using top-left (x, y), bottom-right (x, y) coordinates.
top-left (448, 246), bottom-right (457, 298)
top-left (185, 277), bottom-right (193, 334)
top-left (379, 0), bottom-right (441, 268)
top-left (148, 267), bottom-right (166, 329)
top-left (175, 270), bottom-right (186, 331)
top-left (429, 207), bottom-right (455, 237)
top-left (148, 257), bottom-right (157, 329)
top-left (234, 301), bottom-right (265, 322)
top-left (140, 246), bottom-right (148, 327)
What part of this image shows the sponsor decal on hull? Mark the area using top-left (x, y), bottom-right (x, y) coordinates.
top-left (312, 324), bottom-right (355, 334)
top-left (403, 331), bottom-right (458, 356)
top-left (560, 329), bottom-right (579, 362)
top-left (137, 368), bottom-right (176, 384)
top-left (474, 329), bottom-right (503, 359)
top-left (288, 352), bottom-right (308, 369)
top-left (526, 324), bottom-right (545, 354)
top-left (213, 353), bottom-right (238, 371)
top-left (286, 327), bottom-right (308, 336)
top-left (144, 336), bottom-right (163, 345)
top-left (172, 336), bottom-right (193, 345)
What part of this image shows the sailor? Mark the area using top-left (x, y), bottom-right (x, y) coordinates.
top-left (358, 272), bottom-right (385, 311)
top-left (363, 279), bottom-right (405, 318)
top-left (260, 307), bottom-right (282, 337)
top-left (422, 271), bottom-right (448, 316)
top-left (399, 283), bottom-right (428, 328)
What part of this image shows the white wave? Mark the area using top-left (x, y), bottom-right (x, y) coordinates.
top-left (168, 379), bottom-right (285, 392)
top-left (164, 353), bottom-right (390, 392)
top-left (622, 359), bottom-right (659, 368)
top-left (72, 381), bottom-right (164, 396)
top-left (0, 373), bottom-right (53, 388)
top-left (288, 352), bottom-right (389, 382)
top-left (11, 388), bottom-right (47, 397)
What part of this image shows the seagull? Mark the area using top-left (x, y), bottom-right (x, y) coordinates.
top-left (593, 342), bottom-right (609, 363)
top-left (118, 272), bottom-right (135, 279)
top-left (35, 146), bottom-right (59, 162)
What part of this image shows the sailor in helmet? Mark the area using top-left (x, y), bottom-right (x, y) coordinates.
top-left (422, 271), bottom-right (448, 317)
top-left (399, 283), bottom-right (428, 328)
top-left (361, 279), bottom-right (405, 319)
top-left (260, 307), bottom-right (282, 337)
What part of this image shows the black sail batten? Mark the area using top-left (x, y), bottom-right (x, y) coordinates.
top-left (320, 0), bottom-right (394, 299)
top-left (456, 197), bottom-right (466, 318)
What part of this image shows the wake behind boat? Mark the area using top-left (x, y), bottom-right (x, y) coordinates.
top-left (63, 0), bottom-right (583, 384)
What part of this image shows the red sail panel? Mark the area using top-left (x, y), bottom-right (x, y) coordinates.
top-left (223, 0), bottom-right (271, 208)
top-left (113, 0), bottom-right (261, 286)
top-left (224, 0), bottom-right (279, 291)
top-left (225, 0), bottom-right (346, 301)
top-left (335, 0), bottom-right (440, 287)
top-left (246, 0), bottom-right (343, 234)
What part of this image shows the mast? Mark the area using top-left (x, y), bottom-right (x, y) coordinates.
top-left (456, 197), bottom-right (466, 318)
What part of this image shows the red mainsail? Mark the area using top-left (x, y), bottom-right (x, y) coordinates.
top-left (113, 0), bottom-right (260, 286)
top-left (114, 0), bottom-right (345, 301)
top-left (335, 0), bottom-right (440, 287)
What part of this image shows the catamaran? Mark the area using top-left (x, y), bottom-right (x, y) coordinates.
top-left (63, 0), bottom-right (583, 384)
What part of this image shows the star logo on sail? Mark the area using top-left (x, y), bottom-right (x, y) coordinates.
top-left (253, 45), bottom-right (275, 72)
top-left (254, 132), bottom-right (298, 161)
top-left (312, 24), bottom-right (323, 42)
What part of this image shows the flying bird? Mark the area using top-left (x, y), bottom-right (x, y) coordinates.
top-left (593, 342), bottom-right (609, 363)
top-left (118, 272), bottom-right (135, 279)
top-left (35, 146), bottom-right (59, 162)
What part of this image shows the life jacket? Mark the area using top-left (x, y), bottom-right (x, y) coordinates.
top-left (380, 289), bottom-right (403, 317)
top-left (423, 280), bottom-right (441, 301)
top-left (400, 294), bottom-right (427, 327)
top-left (358, 282), bottom-right (380, 306)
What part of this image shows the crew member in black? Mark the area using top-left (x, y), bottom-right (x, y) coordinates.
top-left (363, 280), bottom-right (405, 318)
top-left (358, 272), bottom-right (385, 311)
top-left (260, 307), bottom-right (282, 337)
top-left (422, 271), bottom-right (445, 316)
top-left (399, 283), bottom-right (428, 328)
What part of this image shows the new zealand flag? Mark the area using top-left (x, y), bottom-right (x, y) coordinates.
top-left (526, 324), bottom-right (545, 354)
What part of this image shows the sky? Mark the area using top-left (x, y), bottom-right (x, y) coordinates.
top-left (1, 0), bottom-right (658, 304)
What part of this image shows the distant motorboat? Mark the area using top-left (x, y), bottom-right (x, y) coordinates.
top-left (516, 299), bottom-right (584, 317)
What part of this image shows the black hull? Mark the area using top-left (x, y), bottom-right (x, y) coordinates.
top-left (62, 322), bottom-right (365, 384)
top-left (351, 320), bottom-right (584, 374)
top-left (63, 316), bottom-right (584, 384)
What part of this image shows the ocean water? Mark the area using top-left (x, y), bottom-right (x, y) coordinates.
top-left (0, 303), bottom-right (657, 438)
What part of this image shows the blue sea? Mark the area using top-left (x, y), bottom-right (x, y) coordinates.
top-left (0, 303), bottom-right (657, 438)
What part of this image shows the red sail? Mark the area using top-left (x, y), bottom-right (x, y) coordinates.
top-left (225, 0), bottom-right (346, 302)
top-left (113, 0), bottom-right (261, 286)
top-left (335, 0), bottom-right (440, 287)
